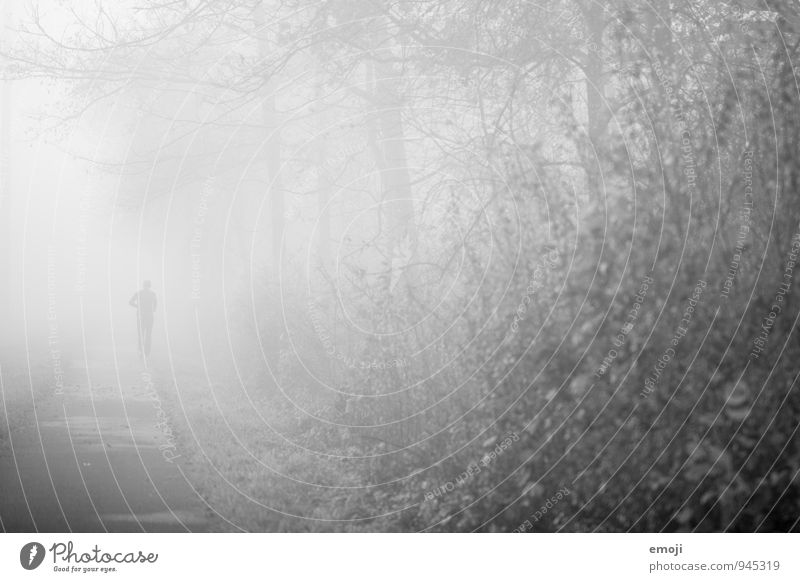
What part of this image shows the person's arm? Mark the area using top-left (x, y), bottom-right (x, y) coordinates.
top-left (153, 294), bottom-right (157, 313)
top-left (129, 293), bottom-right (138, 308)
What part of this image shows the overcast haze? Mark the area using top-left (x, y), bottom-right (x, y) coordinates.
top-left (0, 0), bottom-right (799, 533)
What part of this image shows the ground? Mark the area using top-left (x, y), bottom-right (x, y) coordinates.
top-left (0, 344), bottom-right (219, 532)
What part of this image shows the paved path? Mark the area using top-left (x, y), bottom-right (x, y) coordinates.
top-left (0, 346), bottom-right (217, 532)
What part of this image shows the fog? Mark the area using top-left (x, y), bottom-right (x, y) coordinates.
top-left (1, 0), bottom-right (799, 533)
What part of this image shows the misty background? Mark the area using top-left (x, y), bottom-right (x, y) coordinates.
top-left (0, 0), bottom-right (799, 532)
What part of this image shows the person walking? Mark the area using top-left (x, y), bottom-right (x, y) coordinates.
top-left (129, 280), bottom-right (157, 357)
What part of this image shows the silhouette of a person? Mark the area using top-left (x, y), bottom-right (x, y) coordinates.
top-left (129, 280), bottom-right (157, 357)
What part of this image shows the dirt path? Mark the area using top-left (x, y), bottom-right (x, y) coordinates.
top-left (0, 345), bottom-right (218, 532)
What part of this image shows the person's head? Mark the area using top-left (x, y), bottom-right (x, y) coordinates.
top-left (143, 280), bottom-right (151, 289)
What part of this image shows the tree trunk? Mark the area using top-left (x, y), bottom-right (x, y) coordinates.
top-left (265, 92), bottom-right (284, 271)
top-left (0, 4), bottom-right (13, 338)
top-left (580, 1), bottom-right (607, 200)
top-left (368, 55), bottom-right (416, 301)
top-left (313, 66), bottom-right (332, 272)
top-left (256, 1), bottom-right (284, 273)
top-left (374, 64), bottom-right (414, 249)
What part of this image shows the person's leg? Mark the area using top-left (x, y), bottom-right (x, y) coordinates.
top-left (143, 317), bottom-right (153, 356)
top-left (137, 316), bottom-right (144, 354)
